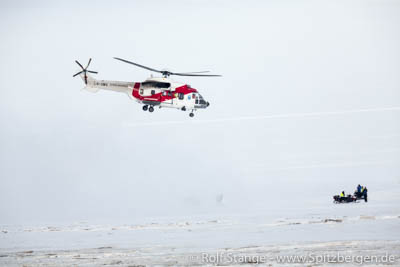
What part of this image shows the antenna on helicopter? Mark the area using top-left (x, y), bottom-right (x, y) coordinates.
top-left (73, 58), bottom-right (98, 84)
top-left (113, 57), bottom-right (222, 78)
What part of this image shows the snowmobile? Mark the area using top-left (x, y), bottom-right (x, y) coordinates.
top-left (333, 194), bottom-right (357, 204)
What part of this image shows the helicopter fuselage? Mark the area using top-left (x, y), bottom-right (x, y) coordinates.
top-left (85, 75), bottom-right (209, 114)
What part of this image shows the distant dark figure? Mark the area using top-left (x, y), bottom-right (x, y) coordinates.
top-left (363, 187), bottom-right (368, 202)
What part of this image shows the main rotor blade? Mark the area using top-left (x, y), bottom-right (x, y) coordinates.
top-left (75, 60), bottom-right (84, 70)
top-left (86, 58), bottom-right (92, 69)
top-left (114, 57), bottom-right (162, 73)
top-left (87, 70), bottom-right (98, 74)
top-left (172, 73), bottom-right (222, 77)
top-left (178, 71), bottom-right (211, 74)
top-left (73, 71), bottom-right (84, 77)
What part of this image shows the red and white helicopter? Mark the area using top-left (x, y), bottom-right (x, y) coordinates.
top-left (73, 58), bottom-right (221, 117)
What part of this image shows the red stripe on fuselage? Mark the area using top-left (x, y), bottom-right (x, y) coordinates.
top-left (132, 84), bottom-right (197, 103)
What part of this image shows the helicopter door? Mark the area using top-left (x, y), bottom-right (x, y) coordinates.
top-left (162, 90), bottom-right (173, 105)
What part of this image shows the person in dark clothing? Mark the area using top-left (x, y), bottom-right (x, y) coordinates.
top-left (363, 187), bottom-right (368, 202)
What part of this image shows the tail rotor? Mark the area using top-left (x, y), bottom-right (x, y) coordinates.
top-left (73, 58), bottom-right (98, 84)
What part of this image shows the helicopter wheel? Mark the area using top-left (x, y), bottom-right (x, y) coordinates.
top-left (149, 106), bottom-right (154, 113)
top-left (189, 112), bottom-right (194, 117)
top-left (142, 105), bottom-right (148, 111)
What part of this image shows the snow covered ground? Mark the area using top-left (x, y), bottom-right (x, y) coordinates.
top-left (2, 113), bottom-right (399, 266)
top-left (1, 187), bottom-right (399, 266)
top-left (1, 146), bottom-right (399, 266)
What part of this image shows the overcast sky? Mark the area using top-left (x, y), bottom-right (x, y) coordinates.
top-left (0, 0), bottom-right (399, 224)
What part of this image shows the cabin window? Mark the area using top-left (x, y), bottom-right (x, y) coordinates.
top-left (168, 91), bottom-right (172, 97)
top-left (141, 81), bottom-right (171, 89)
top-left (162, 91), bottom-right (167, 96)
top-left (178, 93), bottom-right (184, 100)
top-left (192, 94), bottom-right (196, 98)
top-left (151, 90), bottom-right (155, 95)
top-left (139, 89), bottom-right (144, 95)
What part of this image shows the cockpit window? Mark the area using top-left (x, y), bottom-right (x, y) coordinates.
top-left (197, 94), bottom-right (206, 105)
top-left (141, 81), bottom-right (170, 89)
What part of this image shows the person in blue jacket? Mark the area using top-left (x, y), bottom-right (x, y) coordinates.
top-left (357, 184), bottom-right (362, 193)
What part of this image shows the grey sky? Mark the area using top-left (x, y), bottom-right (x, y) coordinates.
top-left (0, 0), bottom-right (399, 224)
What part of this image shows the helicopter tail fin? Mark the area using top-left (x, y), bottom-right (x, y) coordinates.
top-left (80, 73), bottom-right (100, 93)
top-left (73, 59), bottom-right (100, 92)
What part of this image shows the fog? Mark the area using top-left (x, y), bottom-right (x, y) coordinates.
top-left (0, 0), bottom-right (399, 224)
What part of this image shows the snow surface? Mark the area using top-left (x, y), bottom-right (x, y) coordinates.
top-left (1, 187), bottom-right (399, 266)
